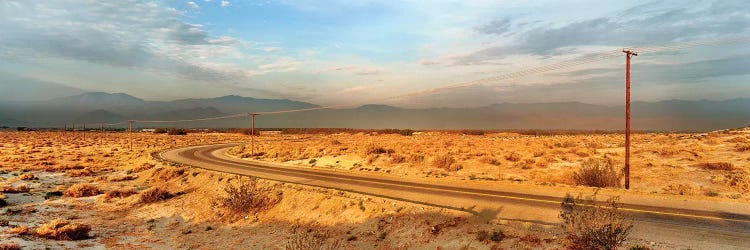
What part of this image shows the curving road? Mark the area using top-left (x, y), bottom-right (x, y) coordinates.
top-left (158, 143), bottom-right (750, 249)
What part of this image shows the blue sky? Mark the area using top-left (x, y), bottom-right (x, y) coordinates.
top-left (0, 0), bottom-right (748, 107)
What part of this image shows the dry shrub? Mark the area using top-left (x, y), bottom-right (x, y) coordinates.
top-left (216, 179), bottom-right (281, 216)
top-left (139, 187), bottom-right (173, 203)
top-left (0, 243), bottom-right (21, 250)
top-left (19, 173), bottom-right (35, 180)
top-left (431, 154), bottom-right (462, 171)
top-left (66, 168), bottom-right (94, 177)
top-left (735, 144), bottom-right (750, 152)
top-left (573, 158), bottom-right (621, 188)
top-left (151, 167), bottom-right (185, 181)
top-left (663, 184), bottom-right (695, 196)
top-left (478, 156), bottom-right (500, 166)
top-left (505, 152), bottom-right (522, 162)
top-left (390, 154), bottom-right (406, 164)
top-left (560, 195), bottom-right (633, 250)
top-left (696, 162), bottom-right (735, 171)
top-left (104, 188), bottom-right (138, 200)
top-left (0, 184), bottom-right (31, 193)
top-left (724, 171), bottom-right (750, 192)
top-left (131, 162), bottom-right (155, 173)
top-left (6, 225), bottom-right (32, 235)
top-left (64, 184), bottom-right (100, 197)
top-left (366, 145), bottom-right (394, 155)
top-left (108, 175), bottom-right (137, 182)
top-left (35, 219), bottom-right (91, 240)
top-left (283, 225), bottom-right (338, 250)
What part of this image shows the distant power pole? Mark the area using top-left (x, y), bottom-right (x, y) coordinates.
top-left (250, 114), bottom-right (259, 157)
top-left (623, 49), bottom-right (637, 190)
top-left (129, 120), bottom-right (134, 151)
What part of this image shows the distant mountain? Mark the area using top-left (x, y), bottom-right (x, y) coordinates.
top-left (49, 92), bottom-right (145, 109)
top-left (144, 107), bottom-right (227, 121)
top-left (1, 92), bottom-right (749, 131)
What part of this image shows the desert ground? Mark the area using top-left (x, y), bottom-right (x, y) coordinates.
top-left (0, 129), bottom-right (748, 249)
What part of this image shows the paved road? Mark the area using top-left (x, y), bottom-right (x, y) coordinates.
top-left (158, 143), bottom-right (750, 249)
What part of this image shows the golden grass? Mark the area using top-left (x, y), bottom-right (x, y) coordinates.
top-left (104, 188), bottom-right (138, 200)
top-left (0, 183), bottom-right (30, 193)
top-left (19, 173), bottom-right (35, 180)
top-left (0, 243), bottom-right (21, 250)
top-left (64, 183), bottom-right (100, 197)
top-left (35, 219), bottom-right (91, 240)
top-left (139, 187), bottom-right (173, 203)
top-left (6, 225), bottom-right (32, 235)
top-left (696, 162), bottom-right (735, 171)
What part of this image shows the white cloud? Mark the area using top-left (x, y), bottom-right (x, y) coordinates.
top-left (187, 1), bottom-right (199, 9)
top-left (221, 0), bottom-right (231, 7)
top-left (263, 47), bottom-right (282, 52)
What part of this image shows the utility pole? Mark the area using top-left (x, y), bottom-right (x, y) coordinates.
top-left (100, 123), bottom-right (104, 145)
top-left (250, 114), bottom-right (258, 157)
top-left (623, 49), bottom-right (637, 190)
top-left (129, 120), bottom-right (134, 151)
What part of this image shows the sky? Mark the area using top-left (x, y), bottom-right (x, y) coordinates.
top-left (0, 0), bottom-right (748, 107)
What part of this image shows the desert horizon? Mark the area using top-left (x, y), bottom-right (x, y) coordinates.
top-left (1, 0), bottom-right (749, 249)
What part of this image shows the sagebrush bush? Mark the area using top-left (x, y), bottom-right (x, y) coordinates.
top-left (560, 195), bottom-right (633, 250)
top-left (64, 184), bottom-right (100, 197)
top-left (365, 145), bottom-right (394, 155)
top-left (696, 162), bottom-right (735, 171)
top-left (573, 158), bottom-right (621, 188)
top-left (217, 179), bottom-right (282, 215)
top-left (0, 242), bottom-right (21, 250)
top-left (139, 187), bottom-right (173, 203)
top-left (431, 154), bottom-right (462, 171)
top-left (19, 173), bottom-right (35, 180)
top-left (283, 226), bottom-right (338, 250)
top-left (35, 219), bottom-right (91, 240)
top-left (104, 188), bottom-right (138, 200)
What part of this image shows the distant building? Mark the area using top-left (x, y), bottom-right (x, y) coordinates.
top-left (260, 130), bottom-right (282, 135)
top-left (141, 129), bottom-right (156, 133)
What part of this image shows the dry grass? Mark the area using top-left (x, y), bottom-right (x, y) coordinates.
top-left (0, 243), bottom-right (21, 250)
top-left (696, 162), bottom-right (735, 171)
top-left (6, 225), bottom-right (32, 235)
top-left (431, 154), bottom-right (462, 171)
top-left (104, 188), bottom-right (138, 200)
top-left (283, 225), bottom-right (338, 250)
top-left (573, 158), bottom-right (621, 188)
top-left (216, 179), bottom-right (282, 216)
top-left (64, 184), bottom-right (100, 197)
top-left (0, 183), bottom-right (31, 193)
top-left (35, 219), bottom-right (91, 240)
top-left (66, 168), bottom-right (94, 177)
top-left (19, 173), bottom-right (35, 180)
top-left (139, 187), bottom-right (173, 203)
top-left (560, 195), bottom-right (633, 250)
top-left (151, 167), bottom-right (185, 182)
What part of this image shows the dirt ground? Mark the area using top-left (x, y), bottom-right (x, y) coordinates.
top-left (0, 130), bottom-right (746, 249)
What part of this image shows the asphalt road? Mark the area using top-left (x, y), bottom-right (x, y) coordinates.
top-left (158, 143), bottom-right (750, 249)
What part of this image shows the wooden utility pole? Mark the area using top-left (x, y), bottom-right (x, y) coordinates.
top-left (129, 120), bottom-right (134, 151)
top-left (623, 49), bottom-right (637, 190)
top-left (100, 123), bottom-right (104, 145)
top-left (250, 114), bottom-right (258, 157)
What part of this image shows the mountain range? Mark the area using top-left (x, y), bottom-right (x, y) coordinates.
top-left (1, 92), bottom-right (749, 131)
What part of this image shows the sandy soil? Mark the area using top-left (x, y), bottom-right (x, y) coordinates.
top-left (0, 130), bottom-right (742, 249)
